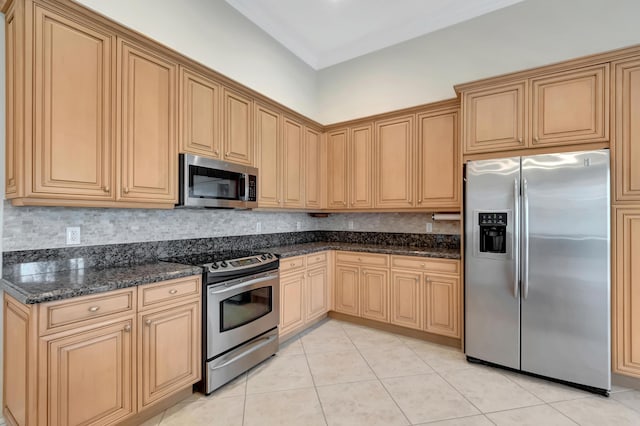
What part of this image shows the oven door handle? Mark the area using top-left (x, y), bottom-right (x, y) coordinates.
top-left (209, 273), bottom-right (278, 296)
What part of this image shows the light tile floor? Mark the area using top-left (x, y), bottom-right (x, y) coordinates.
top-left (141, 319), bottom-right (640, 426)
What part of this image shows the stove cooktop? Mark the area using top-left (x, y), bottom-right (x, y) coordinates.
top-left (165, 250), bottom-right (265, 266)
top-left (162, 250), bottom-right (279, 281)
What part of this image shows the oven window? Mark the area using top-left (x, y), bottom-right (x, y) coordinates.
top-left (189, 165), bottom-right (243, 200)
top-left (219, 286), bottom-right (272, 332)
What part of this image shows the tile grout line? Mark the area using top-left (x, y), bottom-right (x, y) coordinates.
top-left (241, 371), bottom-right (248, 426)
top-left (300, 335), bottom-right (331, 426)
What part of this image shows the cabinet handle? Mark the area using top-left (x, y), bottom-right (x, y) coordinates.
top-left (123, 187), bottom-right (129, 194)
top-left (88, 306), bottom-right (100, 313)
top-left (103, 186), bottom-right (110, 193)
top-left (124, 324), bottom-right (131, 332)
top-left (145, 319), bottom-right (152, 326)
top-left (169, 289), bottom-right (178, 295)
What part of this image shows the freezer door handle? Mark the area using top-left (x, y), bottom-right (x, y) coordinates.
top-left (513, 178), bottom-right (520, 298)
top-left (522, 178), bottom-right (530, 300)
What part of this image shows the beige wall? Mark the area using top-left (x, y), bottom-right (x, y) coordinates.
top-left (317, 0), bottom-right (640, 123)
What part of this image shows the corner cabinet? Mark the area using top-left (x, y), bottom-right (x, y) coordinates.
top-left (117, 39), bottom-right (178, 203)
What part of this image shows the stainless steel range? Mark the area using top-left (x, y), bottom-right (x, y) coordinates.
top-left (165, 250), bottom-right (279, 394)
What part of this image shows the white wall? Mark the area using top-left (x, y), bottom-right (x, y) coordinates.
top-left (317, 0), bottom-right (640, 123)
top-left (75, 0), bottom-right (319, 121)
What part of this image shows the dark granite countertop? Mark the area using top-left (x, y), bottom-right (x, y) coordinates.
top-left (257, 242), bottom-right (461, 260)
top-left (2, 260), bottom-right (203, 304)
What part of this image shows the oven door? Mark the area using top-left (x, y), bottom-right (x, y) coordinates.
top-left (207, 270), bottom-right (279, 359)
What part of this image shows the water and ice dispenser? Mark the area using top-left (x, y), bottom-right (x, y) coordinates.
top-left (478, 212), bottom-right (507, 254)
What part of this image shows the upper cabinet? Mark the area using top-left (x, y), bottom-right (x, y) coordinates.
top-left (327, 129), bottom-right (349, 209)
top-left (614, 57), bottom-right (640, 203)
top-left (417, 109), bottom-right (459, 210)
top-left (374, 115), bottom-right (415, 208)
top-left (305, 127), bottom-right (324, 209)
top-left (223, 88), bottom-right (253, 166)
top-left (462, 82), bottom-right (527, 154)
top-left (255, 103), bottom-right (281, 208)
top-left (179, 67), bottom-right (221, 159)
top-left (530, 64), bottom-right (609, 147)
top-left (282, 117), bottom-right (305, 208)
top-left (117, 39), bottom-right (177, 203)
top-left (460, 64), bottom-right (610, 156)
top-left (350, 125), bottom-right (373, 209)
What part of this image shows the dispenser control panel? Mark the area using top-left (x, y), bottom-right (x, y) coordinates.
top-left (478, 213), bottom-right (507, 226)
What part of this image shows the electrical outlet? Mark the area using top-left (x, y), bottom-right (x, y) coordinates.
top-left (296, 221), bottom-right (302, 231)
top-left (66, 226), bottom-right (81, 245)
top-left (256, 222), bottom-right (262, 233)
top-left (348, 221), bottom-right (354, 230)
top-left (426, 222), bottom-right (433, 233)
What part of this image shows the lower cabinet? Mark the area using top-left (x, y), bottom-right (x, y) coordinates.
top-left (334, 264), bottom-right (360, 316)
top-left (279, 252), bottom-right (330, 337)
top-left (3, 275), bottom-right (202, 426)
top-left (424, 274), bottom-right (460, 338)
top-left (390, 270), bottom-right (422, 330)
top-left (360, 268), bottom-right (389, 322)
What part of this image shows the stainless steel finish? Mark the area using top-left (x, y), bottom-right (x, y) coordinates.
top-left (522, 178), bottom-right (530, 300)
top-left (513, 179), bottom-right (520, 299)
top-left (465, 157), bottom-right (521, 370)
top-left (205, 254), bottom-right (278, 275)
top-left (520, 150), bottom-right (610, 390)
top-left (179, 153), bottom-right (258, 209)
top-left (206, 328), bottom-right (278, 394)
top-left (207, 270), bottom-right (279, 359)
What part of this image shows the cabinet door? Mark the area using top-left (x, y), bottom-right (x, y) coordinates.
top-left (255, 103), bottom-right (281, 207)
top-left (282, 117), bottom-right (305, 208)
top-left (118, 40), bottom-right (177, 203)
top-left (306, 265), bottom-right (329, 322)
top-left (305, 127), bottom-right (323, 209)
top-left (45, 319), bottom-right (135, 426)
top-left (179, 67), bottom-right (221, 158)
top-left (462, 82), bottom-right (527, 154)
top-left (327, 129), bottom-right (349, 209)
top-left (360, 268), bottom-right (389, 322)
top-left (350, 125), bottom-right (373, 208)
top-left (614, 58), bottom-right (640, 202)
top-left (223, 88), bottom-right (253, 165)
top-left (139, 301), bottom-right (200, 409)
top-left (531, 64), bottom-right (609, 147)
top-left (33, 6), bottom-right (114, 199)
top-left (375, 115), bottom-right (415, 208)
top-left (417, 110), bottom-right (459, 209)
top-left (424, 274), bottom-right (460, 338)
top-left (613, 208), bottom-right (640, 378)
top-left (5, 0), bottom-right (23, 198)
top-left (390, 270), bottom-right (422, 330)
top-left (334, 265), bottom-right (360, 316)
top-left (280, 272), bottom-right (305, 335)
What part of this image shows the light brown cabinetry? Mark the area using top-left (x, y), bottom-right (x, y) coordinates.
top-left (417, 109), bottom-right (459, 209)
top-left (3, 275), bottom-right (202, 426)
top-left (360, 268), bottom-right (389, 322)
top-left (374, 115), bottom-right (415, 208)
top-left (613, 58), bottom-right (640, 202)
top-left (223, 88), bottom-right (253, 166)
top-left (179, 67), bottom-right (221, 158)
top-left (327, 129), bottom-right (349, 209)
top-left (118, 39), bottom-right (177, 203)
top-left (424, 274), bottom-right (459, 337)
top-left (304, 127), bottom-right (324, 209)
top-left (390, 270), bottom-right (422, 330)
top-left (255, 103), bottom-right (281, 207)
top-left (279, 252), bottom-right (330, 337)
top-left (282, 117), bottom-right (305, 208)
top-left (350, 125), bottom-right (374, 208)
top-left (333, 264), bottom-right (360, 316)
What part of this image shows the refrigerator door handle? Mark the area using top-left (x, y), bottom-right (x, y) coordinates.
top-left (513, 178), bottom-right (520, 298)
top-left (522, 178), bottom-right (530, 300)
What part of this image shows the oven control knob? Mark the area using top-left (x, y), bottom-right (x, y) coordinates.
top-left (261, 254), bottom-right (267, 260)
top-left (266, 253), bottom-right (273, 259)
top-left (210, 263), bottom-right (219, 270)
top-left (220, 261), bottom-right (228, 268)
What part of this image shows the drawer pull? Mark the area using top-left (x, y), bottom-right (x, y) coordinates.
top-left (169, 289), bottom-right (178, 295)
top-left (124, 324), bottom-right (131, 332)
top-left (88, 306), bottom-right (100, 313)
top-left (290, 263), bottom-right (295, 267)
top-left (145, 319), bottom-right (152, 326)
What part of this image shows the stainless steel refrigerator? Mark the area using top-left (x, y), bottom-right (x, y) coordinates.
top-left (464, 149), bottom-right (611, 394)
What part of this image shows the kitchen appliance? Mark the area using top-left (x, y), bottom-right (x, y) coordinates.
top-left (164, 250), bottom-right (279, 394)
top-left (178, 154), bottom-right (258, 209)
top-left (464, 149), bottom-right (610, 395)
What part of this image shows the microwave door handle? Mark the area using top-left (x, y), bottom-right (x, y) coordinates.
top-left (513, 178), bottom-right (520, 299)
top-left (209, 273), bottom-right (278, 295)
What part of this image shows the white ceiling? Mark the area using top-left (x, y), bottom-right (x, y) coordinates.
top-left (225, 0), bottom-right (525, 70)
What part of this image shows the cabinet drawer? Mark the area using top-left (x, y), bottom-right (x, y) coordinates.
top-left (39, 288), bottom-right (135, 335)
top-left (391, 256), bottom-right (460, 275)
top-left (139, 275), bottom-right (201, 310)
top-left (307, 252), bottom-right (328, 266)
top-left (280, 256), bottom-right (306, 274)
top-left (336, 251), bottom-right (389, 267)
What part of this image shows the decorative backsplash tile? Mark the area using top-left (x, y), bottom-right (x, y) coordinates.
top-left (2, 201), bottom-right (460, 252)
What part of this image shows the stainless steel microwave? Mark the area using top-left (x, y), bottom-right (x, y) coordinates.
top-left (178, 154), bottom-right (258, 209)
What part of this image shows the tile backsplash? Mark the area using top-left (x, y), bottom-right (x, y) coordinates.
top-left (2, 201), bottom-right (460, 251)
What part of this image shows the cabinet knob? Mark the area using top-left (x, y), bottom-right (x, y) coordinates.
top-left (426, 277), bottom-right (431, 283)
top-left (343, 201), bottom-right (347, 206)
top-left (225, 152), bottom-right (230, 156)
top-left (145, 319), bottom-right (152, 326)
top-left (418, 199), bottom-right (422, 204)
top-left (123, 187), bottom-right (129, 194)
top-left (103, 186), bottom-right (110, 193)
top-left (124, 324), bottom-right (131, 332)
top-left (290, 263), bottom-right (295, 267)
top-left (518, 138), bottom-right (523, 143)
top-left (278, 199), bottom-right (281, 203)
top-left (169, 289), bottom-right (178, 295)
top-left (214, 149), bottom-right (220, 155)
top-left (421, 263), bottom-right (426, 267)
top-left (88, 306), bottom-right (100, 313)
top-left (534, 137), bottom-right (539, 142)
